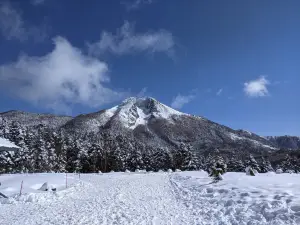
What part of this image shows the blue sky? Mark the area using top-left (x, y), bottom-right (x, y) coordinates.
top-left (0, 0), bottom-right (299, 136)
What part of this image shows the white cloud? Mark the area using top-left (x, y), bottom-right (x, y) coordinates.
top-left (216, 88), bottom-right (223, 96)
top-left (0, 36), bottom-right (126, 112)
top-left (244, 76), bottom-right (270, 97)
top-left (88, 21), bottom-right (174, 56)
top-left (171, 94), bottom-right (195, 109)
top-left (0, 2), bottom-right (47, 41)
top-left (123, 0), bottom-right (153, 11)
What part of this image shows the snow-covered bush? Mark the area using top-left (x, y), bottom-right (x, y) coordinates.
top-left (286, 170), bottom-right (294, 174)
top-left (158, 170), bottom-right (164, 173)
top-left (245, 166), bottom-right (257, 176)
top-left (140, 169), bottom-right (146, 173)
top-left (98, 171), bottom-right (102, 174)
top-left (110, 170), bottom-right (115, 173)
top-left (125, 169), bottom-right (131, 173)
top-left (175, 169), bottom-right (182, 172)
top-left (135, 169), bottom-right (140, 173)
top-left (276, 169), bottom-right (283, 174)
top-left (167, 169), bottom-right (173, 173)
top-left (209, 167), bottom-right (223, 182)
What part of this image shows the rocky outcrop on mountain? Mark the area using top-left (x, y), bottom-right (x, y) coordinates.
top-left (266, 136), bottom-right (300, 150)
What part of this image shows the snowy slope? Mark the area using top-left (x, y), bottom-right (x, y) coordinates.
top-left (116, 97), bottom-right (184, 129)
top-left (0, 137), bottom-right (19, 150)
top-left (1, 172), bottom-right (300, 225)
top-left (228, 132), bottom-right (276, 150)
top-left (60, 97), bottom-right (277, 152)
top-left (62, 97), bottom-right (186, 132)
top-left (0, 110), bottom-right (72, 129)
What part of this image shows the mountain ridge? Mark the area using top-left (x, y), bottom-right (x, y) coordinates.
top-left (0, 97), bottom-right (298, 152)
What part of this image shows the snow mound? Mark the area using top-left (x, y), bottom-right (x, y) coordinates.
top-left (38, 182), bottom-right (56, 191)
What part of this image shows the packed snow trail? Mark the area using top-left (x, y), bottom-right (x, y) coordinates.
top-left (0, 173), bottom-right (192, 225)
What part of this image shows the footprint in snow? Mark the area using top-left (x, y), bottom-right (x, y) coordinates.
top-left (286, 198), bottom-right (293, 204)
top-left (291, 205), bottom-right (300, 212)
top-left (240, 192), bottom-right (250, 197)
top-left (206, 188), bottom-right (214, 193)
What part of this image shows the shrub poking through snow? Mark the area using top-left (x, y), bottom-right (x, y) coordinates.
top-left (209, 167), bottom-right (223, 182)
top-left (209, 158), bottom-right (226, 182)
top-left (245, 166), bottom-right (256, 176)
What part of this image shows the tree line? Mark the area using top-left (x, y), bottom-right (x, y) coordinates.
top-left (0, 120), bottom-right (300, 174)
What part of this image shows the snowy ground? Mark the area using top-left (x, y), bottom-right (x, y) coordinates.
top-left (1, 171), bottom-right (300, 225)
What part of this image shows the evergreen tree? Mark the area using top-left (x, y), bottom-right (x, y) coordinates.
top-left (280, 154), bottom-right (294, 172)
top-left (260, 157), bottom-right (274, 173)
top-left (247, 154), bottom-right (260, 172)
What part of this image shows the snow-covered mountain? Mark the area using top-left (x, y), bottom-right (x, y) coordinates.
top-left (1, 96), bottom-right (299, 174)
top-left (62, 97), bottom-right (185, 133)
top-left (1, 97), bottom-right (278, 152)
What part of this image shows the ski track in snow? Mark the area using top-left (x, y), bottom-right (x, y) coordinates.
top-left (1, 172), bottom-right (300, 225)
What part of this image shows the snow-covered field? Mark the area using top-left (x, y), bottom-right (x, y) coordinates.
top-left (1, 171), bottom-right (300, 225)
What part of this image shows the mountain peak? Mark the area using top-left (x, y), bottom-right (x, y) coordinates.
top-left (112, 96), bottom-right (184, 129)
top-left (121, 96), bottom-right (157, 105)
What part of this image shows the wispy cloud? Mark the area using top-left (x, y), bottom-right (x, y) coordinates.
top-left (88, 21), bottom-right (174, 57)
top-left (216, 88), bottom-right (223, 96)
top-left (171, 93), bottom-right (195, 109)
top-left (0, 37), bottom-right (126, 113)
top-left (136, 87), bottom-right (148, 97)
top-left (31, 0), bottom-right (46, 6)
top-left (123, 0), bottom-right (153, 11)
top-left (244, 76), bottom-right (270, 97)
top-left (0, 2), bottom-right (47, 41)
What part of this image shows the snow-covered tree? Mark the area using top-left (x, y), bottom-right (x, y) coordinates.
top-left (247, 154), bottom-right (260, 172)
top-left (227, 158), bottom-right (245, 172)
top-left (260, 157), bottom-right (274, 173)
